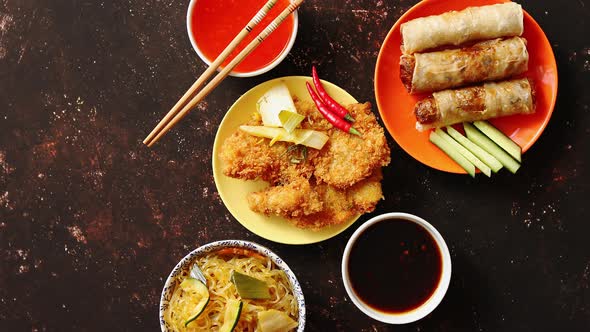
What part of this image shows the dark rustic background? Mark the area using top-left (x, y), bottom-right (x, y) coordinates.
top-left (1, 0), bottom-right (589, 331)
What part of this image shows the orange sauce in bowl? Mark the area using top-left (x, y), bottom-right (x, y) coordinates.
top-left (190, 0), bottom-right (296, 74)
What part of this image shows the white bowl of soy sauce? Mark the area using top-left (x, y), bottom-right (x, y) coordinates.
top-left (341, 212), bottom-right (452, 324)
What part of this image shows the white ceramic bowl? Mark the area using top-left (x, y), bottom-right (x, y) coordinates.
top-left (341, 212), bottom-right (452, 324)
top-left (186, 0), bottom-right (299, 77)
top-left (159, 240), bottom-right (305, 331)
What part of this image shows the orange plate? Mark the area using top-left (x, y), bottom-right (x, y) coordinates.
top-left (374, 0), bottom-right (558, 174)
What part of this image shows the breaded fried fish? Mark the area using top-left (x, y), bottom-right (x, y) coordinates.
top-left (219, 99), bottom-right (390, 230)
top-left (312, 102), bottom-right (390, 188)
top-left (220, 111), bottom-right (318, 185)
top-left (247, 170), bottom-right (384, 230)
top-left (247, 177), bottom-right (323, 219)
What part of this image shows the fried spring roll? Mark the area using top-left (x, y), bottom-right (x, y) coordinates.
top-left (400, 37), bottom-right (529, 94)
top-left (415, 78), bottom-right (535, 131)
top-left (401, 3), bottom-right (524, 54)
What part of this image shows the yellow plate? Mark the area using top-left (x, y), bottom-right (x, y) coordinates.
top-left (212, 76), bottom-right (360, 245)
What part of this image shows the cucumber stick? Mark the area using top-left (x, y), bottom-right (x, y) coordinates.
top-left (435, 129), bottom-right (491, 177)
top-left (220, 299), bottom-right (243, 332)
top-left (446, 126), bottom-right (503, 173)
top-left (464, 123), bottom-right (520, 174)
top-left (473, 120), bottom-right (522, 162)
top-left (430, 130), bottom-right (475, 177)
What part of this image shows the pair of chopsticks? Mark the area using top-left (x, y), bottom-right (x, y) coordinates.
top-left (143, 0), bottom-right (304, 147)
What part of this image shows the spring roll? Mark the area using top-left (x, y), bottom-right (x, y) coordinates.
top-left (415, 78), bottom-right (535, 131)
top-left (400, 37), bottom-right (529, 94)
top-left (401, 3), bottom-right (524, 54)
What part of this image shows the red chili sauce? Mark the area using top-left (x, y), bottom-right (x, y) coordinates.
top-left (190, 0), bottom-right (295, 73)
top-left (348, 219), bottom-right (443, 313)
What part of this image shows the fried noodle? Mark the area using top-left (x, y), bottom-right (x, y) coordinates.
top-left (164, 251), bottom-right (298, 331)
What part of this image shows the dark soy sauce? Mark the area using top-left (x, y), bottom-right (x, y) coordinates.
top-left (348, 219), bottom-right (443, 313)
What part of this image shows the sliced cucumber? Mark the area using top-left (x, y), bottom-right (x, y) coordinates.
top-left (220, 299), bottom-right (243, 332)
top-left (436, 129), bottom-right (491, 177)
top-left (180, 278), bottom-right (210, 327)
top-left (446, 126), bottom-right (503, 173)
top-left (231, 270), bottom-right (270, 299)
top-left (429, 130), bottom-right (475, 177)
top-left (464, 123), bottom-right (520, 174)
top-left (473, 120), bottom-right (522, 162)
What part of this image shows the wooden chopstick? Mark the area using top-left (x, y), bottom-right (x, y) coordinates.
top-left (144, 0), bottom-right (304, 147)
top-left (143, 0), bottom-right (279, 146)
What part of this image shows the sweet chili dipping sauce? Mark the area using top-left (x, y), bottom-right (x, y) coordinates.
top-left (348, 219), bottom-right (443, 313)
top-left (190, 0), bottom-right (295, 73)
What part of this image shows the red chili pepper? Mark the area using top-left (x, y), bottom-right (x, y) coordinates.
top-left (306, 82), bottom-right (360, 136)
top-left (312, 66), bottom-right (355, 122)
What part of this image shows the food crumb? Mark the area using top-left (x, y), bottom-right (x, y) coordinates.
top-left (67, 225), bottom-right (88, 244)
top-left (18, 265), bottom-right (29, 274)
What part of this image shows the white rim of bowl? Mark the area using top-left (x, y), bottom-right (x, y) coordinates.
top-left (341, 212), bottom-right (452, 324)
top-left (186, 0), bottom-right (299, 77)
top-left (159, 240), bottom-right (306, 331)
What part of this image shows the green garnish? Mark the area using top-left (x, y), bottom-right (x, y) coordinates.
top-left (231, 270), bottom-right (270, 299)
top-left (279, 144), bottom-right (308, 164)
top-left (278, 110), bottom-right (305, 134)
top-left (291, 145), bottom-right (308, 164)
top-left (279, 144), bottom-right (300, 157)
top-left (239, 126), bottom-right (328, 150)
